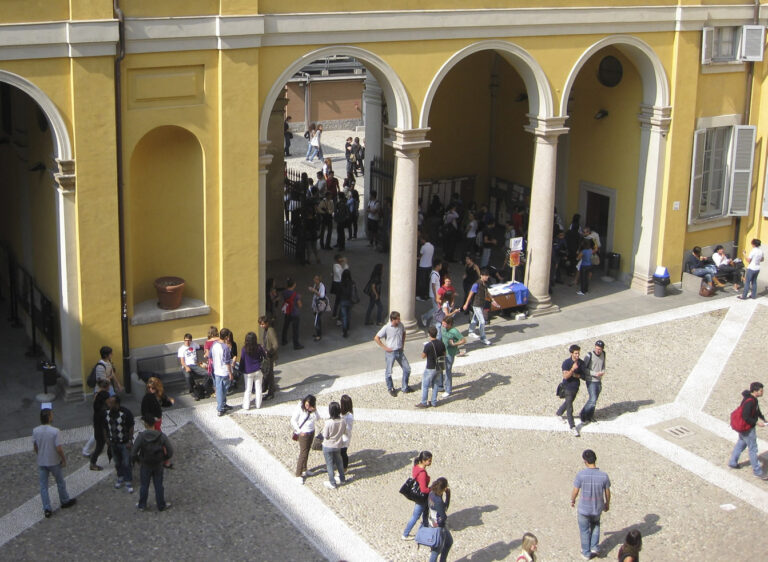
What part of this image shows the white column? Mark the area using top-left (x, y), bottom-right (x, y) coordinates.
top-left (523, 116), bottom-right (568, 315)
top-left (362, 75), bottom-right (383, 223)
top-left (631, 105), bottom-right (671, 293)
top-left (388, 128), bottom-right (431, 332)
top-left (53, 159), bottom-right (83, 396)
top-left (258, 143), bottom-right (273, 315)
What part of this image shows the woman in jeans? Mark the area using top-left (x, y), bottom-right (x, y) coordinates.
top-left (340, 394), bottom-right (354, 470)
top-left (321, 401), bottom-right (351, 489)
top-left (427, 477), bottom-right (453, 562)
top-left (240, 331), bottom-right (264, 410)
top-left (402, 451), bottom-right (432, 540)
top-left (291, 394), bottom-right (320, 483)
top-left (364, 263), bottom-right (384, 325)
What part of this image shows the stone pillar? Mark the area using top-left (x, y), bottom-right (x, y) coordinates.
top-left (53, 159), bottom-right (83, 400)
top-left (388, 128), bottom-right (431, 332)
top-left (265, 94), bottom-right (287, 261)
top-left (631, 105), bottom-right (671, 293)
top-left (523, 116), bottom-right (568, 315)
top-left (258, 143), bottom-right (273, 314)
top-left (363, 74), bottom-right (383, 227)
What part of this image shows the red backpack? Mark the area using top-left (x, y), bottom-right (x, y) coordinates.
top-left (730, 396), bottom-right (755, 432)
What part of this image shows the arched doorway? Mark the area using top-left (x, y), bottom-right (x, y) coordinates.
top-left (0, 70), bottom-right (81, 383)
top-left (258, 46), bottom-right (416, 346)
top-left (560, 36), bottom-right (671, 292)
top-left (419, 41), bottom-right (558, 311)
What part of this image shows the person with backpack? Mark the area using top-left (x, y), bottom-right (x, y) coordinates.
top-left (728, 381), bottom-right (768, 479)
top-left (578, 341), bottom-right (606, 424)
top-left (87, 346), bottom-right (122, 396)
top-left (241, 331), bottom-right (266, 410)
top-left (281, 278), bottom-right (303, 350)
top-left (132, 414), bottom-right (174, 512)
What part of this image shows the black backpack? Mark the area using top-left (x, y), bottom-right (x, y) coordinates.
top-left (139, 436), bottom-right (166, 466)
top-left (86, 361), bottom-right (104, 388)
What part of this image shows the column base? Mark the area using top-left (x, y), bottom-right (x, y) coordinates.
top-left (402, 318), bottom-right (419, 334)
top-left (630, 273), bottom-right (654, 295)
top-left (60, 378), bottom-right (85, 402)
top-left (527, 296), bottom-right (561, 317)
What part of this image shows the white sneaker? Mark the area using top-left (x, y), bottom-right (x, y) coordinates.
top-left (468, 331), bottom-right (479, 338)
top-left (295, 476), bottom-right (305, 484)
top-left (401, 535), bottom-right (414, 541)
top-left (571, 427), bottom-right (581, 437)
top-left (576, 291), bottom-right (585, 296)
top-left (114, 480), bottom-right (123, 489)
top-left (324, 481), bottom-right (337, 489)
top-left (126, 485), bottom-right (134, 494)
top-left (481, 339), bottom-right (492, 346)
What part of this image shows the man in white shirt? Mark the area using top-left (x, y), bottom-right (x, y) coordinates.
top-left (34, 408), bottom-right (76, 517)
top-left (417, 236), bottom-right (435, 300)
top-left (739, 238), bottom-right (764, 300)
top-left (178, 333), bottom-right (207, 394)
top-left (374, 311), bottom-right (412, 397)
top-left (420, 259), bottom-right (443, 328)
top-left (212, 328), bottom-right (234, 416)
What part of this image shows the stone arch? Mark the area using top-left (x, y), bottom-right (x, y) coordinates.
top-left (259, 45), bottom-right (412, 141)
top-left (0, 70), bottom-right (81, 384)
top-left (560, 35), bottom-right (670, 116)
top-left (419, 40), bottom-right (555, 128)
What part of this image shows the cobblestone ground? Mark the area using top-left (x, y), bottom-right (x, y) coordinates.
top-left (2, 298), bottom-right (767, 561)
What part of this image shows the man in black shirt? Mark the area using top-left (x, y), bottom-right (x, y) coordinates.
top-left (557, 344), bottom-right (585, 437)
top-left (415, 326), bottom-right (446, 408)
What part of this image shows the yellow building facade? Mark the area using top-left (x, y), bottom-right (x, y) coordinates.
top-left (1, 1), bottom-right (767, 393)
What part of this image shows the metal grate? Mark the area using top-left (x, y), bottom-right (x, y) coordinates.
top-left (664, 425), bottom-right (695, 438)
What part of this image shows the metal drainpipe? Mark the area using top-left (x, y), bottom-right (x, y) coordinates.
top-left (736, 0), bottom-right (761, 252)
top-left (113, 0), bottom-right (131, 393)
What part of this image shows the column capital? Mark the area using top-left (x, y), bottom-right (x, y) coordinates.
top-left (638, 104), bottom-right (672, 133)
top-left (524, 115), bottom-right (569, 139)
top-left (386, 127), bottom-right (431, 155)
top-left (54, 158), bottom-right (75, 195)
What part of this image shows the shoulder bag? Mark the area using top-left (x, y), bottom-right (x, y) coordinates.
top-left (292, 412), bottom-right (310, 441)
top-left (399, 476), bottom-right (428, 504)
top-left (415, 526), bottom-right (443, 549)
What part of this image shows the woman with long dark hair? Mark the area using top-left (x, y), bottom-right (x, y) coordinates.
top-left (427, 477), bottom-right (453, 562)
top-left (402, 451), bottom-right (432, 540)
top-left (321, 401), bottom-right (350, 489)
top-left (364, 263), bottom-right (384, 325)
top-left (340, 395), bottom-right (354, 470)
top-left (241, 331), bottom-right (265, 410)
top-left (618, 529), bottom-right (642, 562)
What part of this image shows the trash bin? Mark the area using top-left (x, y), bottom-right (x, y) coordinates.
top-left (41, 362), bottom-right (58, 390)
top-left (607, 252), bottom-right (621, 275)
top-left (652, 267), bottom-right (670, 297)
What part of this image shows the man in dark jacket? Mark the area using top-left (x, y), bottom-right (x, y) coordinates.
top-left (132, 414), bottom-right (174, 511)
top-left (728, 382), bottom-right (768, 479)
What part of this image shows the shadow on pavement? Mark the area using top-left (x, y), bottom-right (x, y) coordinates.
top-left (454, 538), bottom-right (523, 562)
top-left (594, 399), bottom-right (655, 420)
top-left (441, 372), bottom-right (511, 404)
top-left (341, 448), bottom-right (419, 482)
top-left (599, 513), bottom-right (662, 555)
top-left (448, 504), bottom-right (499, 531)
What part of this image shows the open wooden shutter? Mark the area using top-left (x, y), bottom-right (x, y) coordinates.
top-left (740, 25), bottom-right (765, 62)
top-left (727, 125), bottom-right (756, 216)
top-left (701, 27), bottom-right (714, 64)
top-left (688, 129), bottom-right (707, 223)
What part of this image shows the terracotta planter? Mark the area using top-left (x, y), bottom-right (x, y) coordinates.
top-left (154, 276), bottom-right (186, 310)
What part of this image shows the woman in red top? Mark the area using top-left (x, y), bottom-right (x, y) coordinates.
top-left (402, 451), bottom-right (432, 540)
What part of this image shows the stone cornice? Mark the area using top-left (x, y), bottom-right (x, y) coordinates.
top-left (524, 115), bottom-right (569, 138)
top-left (1, 6), bottom-right (767, 60)
top-left (387, 127), bottom-right (431, 155)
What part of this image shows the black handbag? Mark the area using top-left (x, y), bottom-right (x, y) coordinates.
top-left (556, 380), bottom-right (566, 398)
top-left (399, 477), bottom-right (428, 504)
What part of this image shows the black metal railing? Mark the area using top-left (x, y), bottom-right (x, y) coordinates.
top-left (370, 156), bottom-right (394, 202)
top-left (0, 242), bottom-right (56, 361)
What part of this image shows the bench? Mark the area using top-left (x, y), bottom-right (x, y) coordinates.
top-left (136, 348), bottom-right (206, 388)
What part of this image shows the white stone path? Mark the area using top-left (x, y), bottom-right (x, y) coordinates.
top-left (1, 296), bottom-right (767, 560)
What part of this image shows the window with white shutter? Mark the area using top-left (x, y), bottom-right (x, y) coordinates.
top-left (740, 25), bottom-right (765, 62)
top-left (688, 124), bottom-right (757, 223)
top-left (727, 126), bottom-right (756, 216)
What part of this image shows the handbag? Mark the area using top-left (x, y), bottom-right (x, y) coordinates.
top-left (311, 434), bottom-right (324, 451)
top-left (350, 282), bottom-right (361, 304)
top-left (556, 380), bottom-right (566, 398)
top-left (415, 526), bottom-right (443, 549)
top-left (699, 282), bottom-right (715, 297)
top-left (399, 476), bottom-right (428, 503)
top-left (591, 253), bottom-right (600, 266)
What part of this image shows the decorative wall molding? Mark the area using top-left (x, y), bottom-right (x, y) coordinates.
top-left (1, 6), bottom-right (766, 60)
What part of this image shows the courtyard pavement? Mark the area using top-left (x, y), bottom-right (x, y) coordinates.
top-left (1, 129), bottom-right (767, 559)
